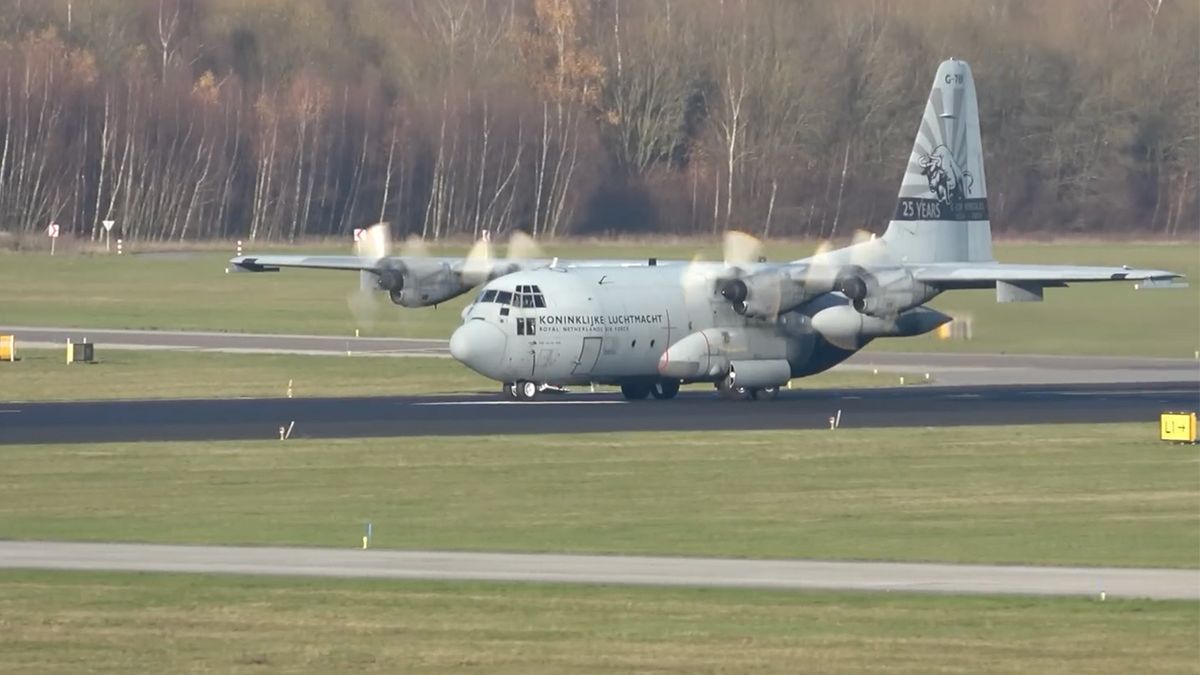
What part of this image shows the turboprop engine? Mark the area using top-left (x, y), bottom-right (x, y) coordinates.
top-left (833, 266), bottom-right (937, 317)
top-left (371, 258), bottom-right (486, 308)
top-left (718, 272), bottom-right (813, 320)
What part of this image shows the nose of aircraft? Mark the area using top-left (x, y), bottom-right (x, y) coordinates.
top-left (449, 320), bottom-right (506, 377)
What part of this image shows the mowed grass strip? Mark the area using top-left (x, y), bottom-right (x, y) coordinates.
top-left (0, 349), bottom-right (902, 401)
top-left (1, 425), bottom-right (1195, 568)
top-left (0, 571), bottom-right (1195, 675)
top-left (0, 242), bottom-right (1195, 356)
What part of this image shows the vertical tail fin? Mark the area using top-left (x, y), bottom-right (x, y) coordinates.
top-left (882, 59), bottom-right (994, 263)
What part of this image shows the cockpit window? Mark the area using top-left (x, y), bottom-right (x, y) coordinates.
top-left (495, 291), bottom-right (512, 305)
top-left (482, 289), bottom-right (497, 302)
top-left (512, 285), bottom-right (546, 308)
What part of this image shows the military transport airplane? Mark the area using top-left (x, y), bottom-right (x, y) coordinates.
top-left (229, 59), bottom-right (1184, 401)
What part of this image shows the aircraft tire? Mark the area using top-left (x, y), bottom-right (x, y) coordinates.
top-left (620, 382), bottom-right (651, 400)
top-left (750, 385), bottom-right (780, 401)
top-left (502, 382), bottom-right (519, 400)
top-left (516, 380), bottom-right (540, 401)
top-left (716, 378), bottom-right (750, 401)
top-left (650, 380), bottom-right (680, 400)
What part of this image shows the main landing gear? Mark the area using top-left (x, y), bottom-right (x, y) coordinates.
top-left (620, 379), bottom-right (680, 401)
top-left (716, 378), bottom-right (781, 401)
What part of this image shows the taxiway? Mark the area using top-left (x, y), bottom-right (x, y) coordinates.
top-left (0, 541), bottom-right (1194, 600)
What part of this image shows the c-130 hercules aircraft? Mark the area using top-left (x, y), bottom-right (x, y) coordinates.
top-left (230, 59), bottom-right (1183, 401)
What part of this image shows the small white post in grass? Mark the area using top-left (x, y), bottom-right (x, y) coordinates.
top-left (355, 328), bottom-right (360, 338)
top-left (287, 379), bottom-right (293, 398)
top-left (47, 222), bottom-right (59, 256)
top-left (924, 372), bottom-right (931, 382)
top-left (899, 376), bottom-right (905, 385)
top-left (872, 368), bottom-right (878, 375)
top-left (1100, 591), bottom-right (1106, 602)
top-left (279, 426), bottom-right (285, 441)
top-left (829, 415), bottom-right (835, 430)
top-left (102, 219), bottom-right (115, 252)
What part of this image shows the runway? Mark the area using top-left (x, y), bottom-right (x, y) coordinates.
top-left (0, 541), bottom-right (1194, 600)
top-left (1, 381), bottom-right (1195, 445)
top-left (4, 325), bottom-right (1198, 386)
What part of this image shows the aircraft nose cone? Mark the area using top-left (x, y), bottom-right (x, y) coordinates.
top-left (449, 320), bottom-right (506, 377)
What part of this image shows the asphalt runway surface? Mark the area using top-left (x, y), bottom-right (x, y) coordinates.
top-left (5, 325), bottom-right (1198, 385)
top-left (2, 381), bottom-right (1196, 445)
top-left (1, 541), bottom-right (1194, 600)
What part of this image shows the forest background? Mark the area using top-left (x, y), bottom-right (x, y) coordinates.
top-left (0, 0), bottom-right (1195, 245)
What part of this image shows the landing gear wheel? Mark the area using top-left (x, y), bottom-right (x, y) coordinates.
top-left (502, 382), bottom-right (519, 400)
top-left (750, 385), bottom-right (780, 401)
top-left (515, 380), bottom-right (540, 401)
top-left (716, 377), bottom-right (750, 401)
top-left (620, 382), bottom-right (651, 400)
top-left (651, 380), bottom-right (681, 400)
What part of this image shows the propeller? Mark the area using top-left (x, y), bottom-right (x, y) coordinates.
top-left (348, 222), bottom-right (393, 330)
top-left (682, 229), bottom-right (766, 312)
top-left (506, 230), bottom-right (543, 261)
top-left (460, 236), bottom-right (494, 286)
top-left (723, 230), bottom-right (762, 266)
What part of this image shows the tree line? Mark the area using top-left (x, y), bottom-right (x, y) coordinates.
top-left (0, 0), bottom-right (1195, 244)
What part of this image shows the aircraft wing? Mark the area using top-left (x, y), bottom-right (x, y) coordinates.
top-left (228, 254), bottom-right (373, 272)
top-left (227, 254), bottom-right (690, 274)
top-left (911, 263), bottom-right (1186, 289)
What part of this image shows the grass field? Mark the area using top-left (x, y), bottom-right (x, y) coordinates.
top-left (0, 241), bottom-right (1195, 356)
top-left (1, 349), bottom-right (903, 401)
top-left (2, 425), bottom-right (1195, 568)
top-left (0, 571), bottom-right (1195, 675)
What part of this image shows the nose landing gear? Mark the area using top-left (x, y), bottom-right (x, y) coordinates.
top-left (503, 380), bottom-right (542, 401)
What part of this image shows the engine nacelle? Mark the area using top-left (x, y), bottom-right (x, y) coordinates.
top-left (719, 272), bottom-right (810, 319)
top-left (834, 267), bottom-right (937, 317)
top-left (375, 260), bottom-right (475, 308)
top-left (810, 303), bottom-right (951, 350)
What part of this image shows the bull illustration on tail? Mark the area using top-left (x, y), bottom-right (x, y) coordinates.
top-left (918, 144), bottom-right (974, 206)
